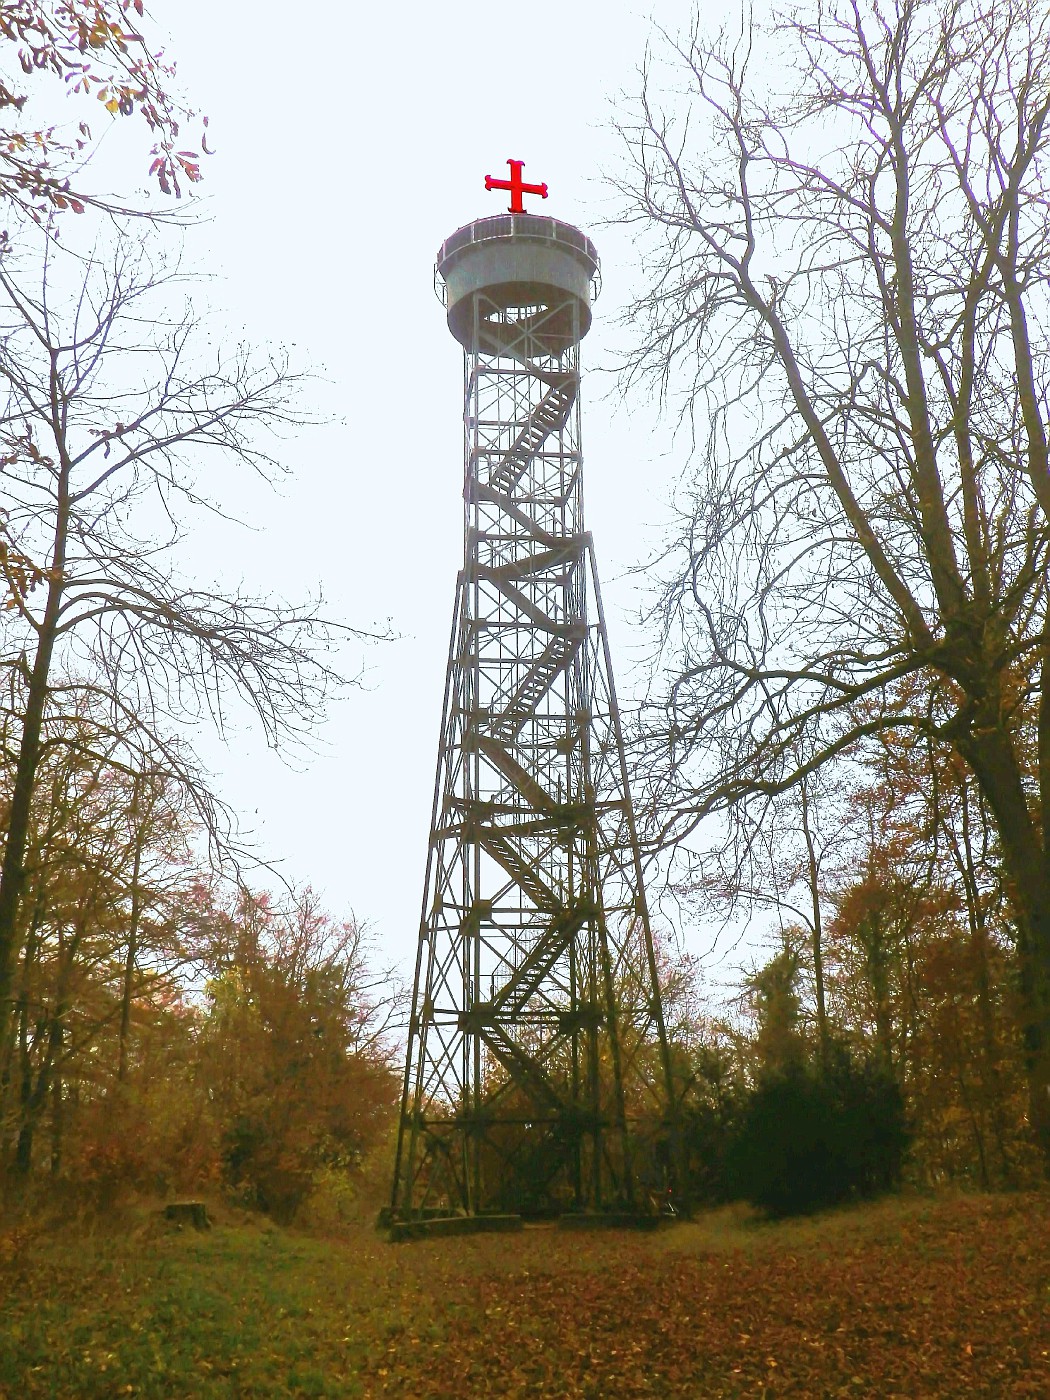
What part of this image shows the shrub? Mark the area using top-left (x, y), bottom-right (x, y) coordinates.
top-left (726, 1054), bottom-right (908, 1216)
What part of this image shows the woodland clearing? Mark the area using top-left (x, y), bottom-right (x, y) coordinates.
top-left (0, 1190), bottom-right (1046, 1397)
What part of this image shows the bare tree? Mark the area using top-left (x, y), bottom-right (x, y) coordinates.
top-left (613, 0), bottom-right (1050, 1163)
top-left (688, 770), bottom-right (836, 1061)
top-left (0, 229), bottom-right (371, 1047)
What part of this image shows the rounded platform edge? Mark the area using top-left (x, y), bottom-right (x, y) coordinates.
top-left (436, 215), bottom-right (600, 353)
top-left (436, 214), bottom-right (599, 277)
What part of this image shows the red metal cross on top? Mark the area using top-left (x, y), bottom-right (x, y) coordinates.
top-left (484, 158), bottom-right (548, 214)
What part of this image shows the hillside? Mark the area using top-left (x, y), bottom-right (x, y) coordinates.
top-left (1, 1191), bottom-right (1047, 1397)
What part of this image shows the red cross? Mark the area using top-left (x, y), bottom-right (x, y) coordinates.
top-left (484, 159), bottom-right (548, 214)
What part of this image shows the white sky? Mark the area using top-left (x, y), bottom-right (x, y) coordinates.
top-left (107, 0), bottom-right (714, 978)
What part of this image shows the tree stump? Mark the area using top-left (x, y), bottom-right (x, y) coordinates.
top-left (163, 1202), bottom-right (210, 1230)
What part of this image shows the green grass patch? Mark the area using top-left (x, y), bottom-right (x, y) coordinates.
top-left (1, 1192), bottom-right (1047, 1397)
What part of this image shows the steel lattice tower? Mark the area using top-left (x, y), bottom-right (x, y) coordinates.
top-left (391, 207), bottom-right (674, 1225)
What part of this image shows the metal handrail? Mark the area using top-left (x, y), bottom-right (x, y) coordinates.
top-left (436, 215), bottom-right (600, 282)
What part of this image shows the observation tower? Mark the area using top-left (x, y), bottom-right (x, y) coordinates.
top-left (389, 163), bottom-right (674, 1232)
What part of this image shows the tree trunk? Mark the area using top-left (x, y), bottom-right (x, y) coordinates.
top-left (118, 792), bottom-right (144, 1085)
top-left (0, 395), bottom-right (70, 1044)
top-left (15, 994), bottom-right (33, 1175)
top-left (50, 1051), bottom-right (63, 1178)
top-left (955, 789), bottom-right (1015, 1180)
top-left (1016, 920), bottom-right (1050, 1170)
top-left (955, 1058), bottom-right (990, 1190)
top-left (0, 619), bottom-right (59, 1029)
top-left (961, 725), bottom-right (1050, 1171)
top-left (864, 922), bottom-right (896, 1077)
top-left (800, 784), bottom-right (829, 1064)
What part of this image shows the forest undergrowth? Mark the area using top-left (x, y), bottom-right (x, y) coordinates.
top-left (0, 1190), bottom-right (1046, 1398)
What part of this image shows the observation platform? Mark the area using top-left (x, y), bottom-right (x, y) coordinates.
top-left (436, 215), bottom-right (600, 353)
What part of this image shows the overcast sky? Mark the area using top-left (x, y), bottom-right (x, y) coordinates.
top-left (120, 0), bottom-right (712, 977)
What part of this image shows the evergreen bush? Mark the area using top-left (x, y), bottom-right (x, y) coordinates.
top-left (725, 1054), bottom-right (908, 1215)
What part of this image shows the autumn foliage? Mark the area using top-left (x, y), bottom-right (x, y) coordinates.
top-left (0, 726), bottom-right (399, 1215)
top-left (0, 0), bottom-right (206, 218)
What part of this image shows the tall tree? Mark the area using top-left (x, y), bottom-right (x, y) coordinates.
top-left (0, 714), bottom-right (193, 1175)
top-left (0, 231), bottom-right (365, 1051)
top-left (615, 0), bottom-right (1050, 1164)
top-left (195, 885), bottom-right (399, 1220)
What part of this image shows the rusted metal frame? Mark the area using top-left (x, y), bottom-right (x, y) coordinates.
top-left (487, 905), bottom-right (589, 1017)
top-left (397, 249), bottom-right (667, 1218)
top-left (467, 293), bottom-right (486, 1212)
top-left (477, 332), bottom-right (581, 1180)
top-left (551, 308), bottom-right (619, 1205)
top-left (392, 576), bottom-right (466, 1217)
top-left (585, 536), bottom-right (679, 1177)
top-left (556, 361), bottom-right (588, 1203)
top-left (476, 1025), bottom-right (568, 1116)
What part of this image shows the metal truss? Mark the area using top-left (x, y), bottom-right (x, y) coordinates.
top-left (391, 283), bottom-right (674, 1219)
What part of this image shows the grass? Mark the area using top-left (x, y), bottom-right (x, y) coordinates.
top-left (1, 1190), bottom-right (1047, 1397)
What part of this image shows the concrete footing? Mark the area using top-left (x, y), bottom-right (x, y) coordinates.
top-left (383, 1209), bottom-right (673, 1241)
top-left (387, 1213), bottom-right (523, 1243)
